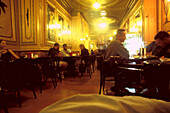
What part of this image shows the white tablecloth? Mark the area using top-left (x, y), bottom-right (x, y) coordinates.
top-left (40, 94), bottom-right (170, 113)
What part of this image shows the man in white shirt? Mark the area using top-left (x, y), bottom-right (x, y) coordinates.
top-left (61, 44), bottom-right (71, 57)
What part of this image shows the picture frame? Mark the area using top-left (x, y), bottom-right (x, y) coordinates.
top-left (160, 0), bottom-right (170, 32)
top-left (0, 0), bottom-right (16, 42)
top-left (46, 2), bottom-right (56, 43)
top-left (58, 14), bottom-right (64, 42)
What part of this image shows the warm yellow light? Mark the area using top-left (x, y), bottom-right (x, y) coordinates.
top-left (137, 21), bottom-right (142, 26)
top-left (56, 24), bottom-right (61, 29)
top-left (99, 23), bottom-right (107, 28)
top-left (102, 17), bottom-right (106, 19)
top-left (58, 33), bottom-right (62, 36)
top-left (101, 11), bottom-right (106, 16)
top-left (48, 24), bottom-right (61, 29)
top-left (80, 38), bottom-right (85, 41)
top-left (114, 31), bottom-right (117, 35)
top-left (86, 35), bottom-right (88, 37)
top-left (67, 30), bottom-right (71, 34)
top-left (62, 31), bottom-right (66, 34)
top-left (109, 37), bottom-right (113, 41)
top-left (48, 24), bottom-right (56, 29)
top-left (93, 2), bottom-right (100, 9)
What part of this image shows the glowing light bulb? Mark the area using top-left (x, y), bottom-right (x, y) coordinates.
top-left (101, 11), bottom-right (106, 16)
top-left (93, 2), bottom-right (100, 9)
top-left (99, 23), bottom-right (107, 28)
top-left (109, 37), bottom-right (113, 41)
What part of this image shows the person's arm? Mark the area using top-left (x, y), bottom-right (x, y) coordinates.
top-left (48, 48), bottom-right (56, 57)
top-left (146, 41), bottom-right (155, 53)
top-left (57, 52), bottom-right (62, 57)
top-left (85, 49), bottom-right (89, 55)
top-left (8, 49), bottom-right (20, 59)
top-left (116, 43), bottom-right (129, 59)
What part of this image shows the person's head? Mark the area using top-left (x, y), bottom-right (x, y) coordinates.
top-left (79, 44), bottom-right (85, 50)
top-left (54, 43), bottom-right (59, 50)
top-left (154, 31), bottom-right (170, 48)
top-left (63, 44), bottom-right (67, 50)
top-left (116, 29), bottom-right (126, 42)
top-left (0, 40), bottom-right (7, 48)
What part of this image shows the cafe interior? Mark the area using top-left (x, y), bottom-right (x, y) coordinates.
top-left (0, 0), bottom-right (170, 113)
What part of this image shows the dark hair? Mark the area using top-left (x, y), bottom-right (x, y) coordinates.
top-left (54, 43), bottom-right (59, 46)
top-left (79, 44), bottom-right (84, 47)
top-left (117, 29), bottom-right (125, 35)
top-left (154, 31), bottom-right (170, 40)
top-left (0, 40), bottom-right (2, 43)
top-left (63, 44), bottom-right (67, 47)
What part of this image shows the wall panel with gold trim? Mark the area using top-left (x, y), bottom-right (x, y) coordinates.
top-left (19, 0), bottom-right (37, 45)
top-left (0, 0), bottom-right (17, 43)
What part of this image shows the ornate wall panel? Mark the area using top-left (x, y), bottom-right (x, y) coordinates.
top-left (46, 2), bottom-right (56, 42)
top-left (20, 0), bottom-right (36, 45)
top-left (160, 0), bottom-right (170, 33)
top-left (0, 0), bottom-right (16, 42)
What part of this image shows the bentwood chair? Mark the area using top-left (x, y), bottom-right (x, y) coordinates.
top-left (0, 91), bottom-right (8, 113)
top-left (14, 59), bottom-right (43, 107)
top-left (37, 57), bottom-right (61, 88)
top-left (111, 56), bottom-right (160, 98)
top-left (99, 60), bottom-right (116, 94)
top-left (79, 55), bottom-right (93, 78)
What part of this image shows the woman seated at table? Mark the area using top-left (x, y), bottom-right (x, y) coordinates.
top-left (0, 40), bottom-right (19, 62)
top-left (48, 43), bottom-right (68, 72)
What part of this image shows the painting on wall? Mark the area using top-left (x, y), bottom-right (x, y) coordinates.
top-left (58, 15), bottom-right (64, 42)
top-left (0, 0), bottom-right (16, 42)
top-left (161, 0), bottom-right (170, 32)
top-left (20, 0), bottom-right (36, 45)
top-left (46, 3), bottom-right (56, 42)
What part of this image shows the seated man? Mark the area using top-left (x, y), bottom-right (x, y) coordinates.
top-left (48, 43), bottom-right (68, 77)
top-left (61, 44), bottom-right (72, 57)
top-left (48, 43), bottom-right (62, 57)
top-left (154, 31), bottom-right (170, 58)
top-left (146, 41), bottom-right (165, 57)
top-left (104, 29), bottom-right (129, 61)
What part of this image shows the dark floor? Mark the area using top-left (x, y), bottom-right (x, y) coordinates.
top-left (1, 67), bottom-right (114, 113)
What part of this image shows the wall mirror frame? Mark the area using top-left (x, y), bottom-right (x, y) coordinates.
top-left (45, 0), bottom-right (56, 46)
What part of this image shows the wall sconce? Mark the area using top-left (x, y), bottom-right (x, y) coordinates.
top-left (163, 0), bottom-right (170, 24)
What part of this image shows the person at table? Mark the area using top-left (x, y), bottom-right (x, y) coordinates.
top-left (0, 40), bottom-right (19, 62)
top-left (61, 44), bottom-right (71, 57)
top-left (48, 43), bottom-right (68, 77)
top-left (79, 44), bottom-right (89, 56)
top-left (104, 29), bottom-right (129, 61)
top-left (154, 31), bottom-right (170, 58)
top-left (48, 43), bottom-right (62, 57)
top-left (146, 41), bottom-right (165, 57)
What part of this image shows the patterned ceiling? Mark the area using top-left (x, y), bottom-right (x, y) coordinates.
top-left (56, 0), bottom-right (138, 38)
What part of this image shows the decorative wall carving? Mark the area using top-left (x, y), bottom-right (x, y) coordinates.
top-left (161, 0), bottom-right (170, 32)
top-left (20, 0), bottom-right (36, 45)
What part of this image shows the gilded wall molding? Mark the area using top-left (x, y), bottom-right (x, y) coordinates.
top-left (0, 0), bottom-right (17, 42)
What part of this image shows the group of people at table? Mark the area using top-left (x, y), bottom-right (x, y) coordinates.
top-left (0, 29), bottom-right (169, 71)
top-left (104, 29), bottom-right (170, 61)
top-left (0, 40), bottom-right (90, 77)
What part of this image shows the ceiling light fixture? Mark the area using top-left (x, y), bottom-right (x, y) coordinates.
top-left (101, 11), bottom-right (106, 16)
top-left (93, 2), bottom-right (100, 9)
top-left (99, 23), bottom-right (107, 28)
